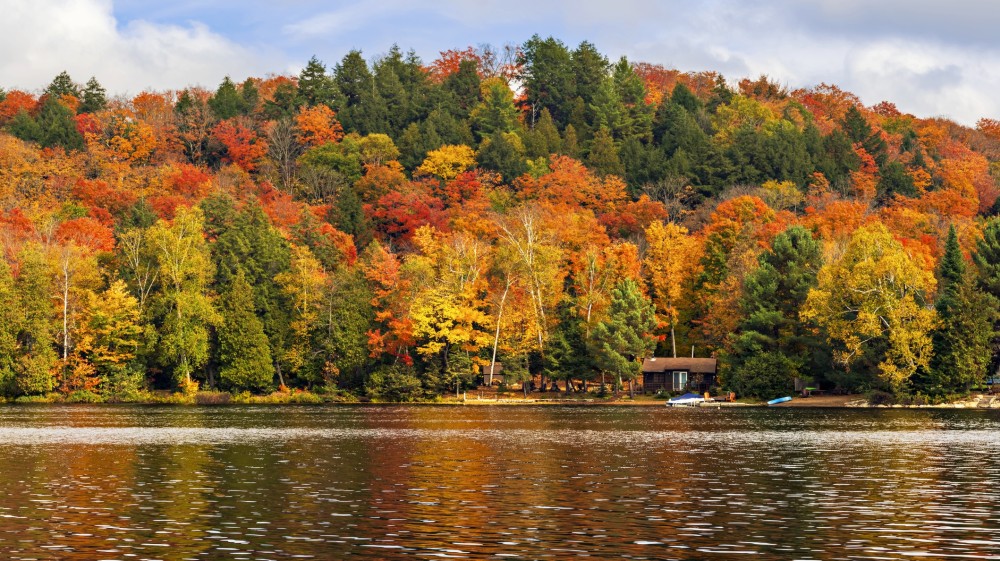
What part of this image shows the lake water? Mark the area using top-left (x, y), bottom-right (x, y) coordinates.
top-left (1, 405), bottom-right (1000, 560)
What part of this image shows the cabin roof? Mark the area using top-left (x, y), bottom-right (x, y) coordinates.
top-left (642, 357), bottom-right (717, 374)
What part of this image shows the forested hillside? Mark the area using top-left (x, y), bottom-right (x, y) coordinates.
top-left (1, 36), bottom-right (999, 401)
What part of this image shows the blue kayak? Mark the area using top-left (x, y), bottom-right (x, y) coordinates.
top-left (767, 396), bottom-right (792, 405)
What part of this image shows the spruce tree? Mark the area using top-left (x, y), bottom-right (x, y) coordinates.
top-left (728, 226), bottom-right (826, 380)
top-left (208, 76), bottom-right (246, 120)
top-left (217, 269), bottom-right (275, 392)
top-left (926, 225), bottom-right (997, 394)
top-left (476, 132), bottom-right (527, 183)
top-left (298, 56), bottom-right (339, 108)
top-left (586, 126), bottom-right (624, 177)
top-left (44, 70), bottom-right (80, 99)
top-left (588, 279), bottom-right (657, 397)
top-left (35, 96), bottom-right (84, 151)
top-left (442, 59), bottom-right (481, 120)
top-left (79, 77), bottom-right (107, 113)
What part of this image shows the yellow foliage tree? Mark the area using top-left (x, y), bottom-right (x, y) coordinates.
top-left (416, 144), bottom-right (476, 180)
top-left (644, 221), bottom-right (700, 358)
top-left (275, 244), bottom-right (328, 379)
top-left (407, 226), bottom-right (492, 390)
top-left (802, 223), bottom-right (937, 390)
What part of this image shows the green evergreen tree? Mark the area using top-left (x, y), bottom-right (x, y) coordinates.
top-left (263, 80), bottom-right (299, 119)
top-left (544, 301), bottom-right (597, 392)
top-left (727, 226), bottom-right (827, 386)
top-left (476, 132), bottom-right (527, 183)
top-left (423, 107), bottom-right (472, 147)
top-left (571, 41), bottom-right (608, 100)
top-left (208, 76), bottom-right (246, 120)
top-left (876, 161), bottom-right (917, 205)
top-left (298, 55), bottom-right (339, 108)
top-left (841, 105), bottom-right (887, 167)
top-left (590, 77), bottom-right (624, 135)
top-left (522, 108), bottom-right (562, 159)
top-left (562, 124), bottom-right (581, 158)
top-left (8, 110), bottom-right (42, 143)
top-left (207, 198), bottom-right (293, 381)
top-left (612, 57), bottom-right (654, 142)
top-left (397, 122), bottom-right (425, 170)
top-left (35, 96), bottom-right (84, 151)
top-left (519, 35), bottom-right (577, 127)
top-left (470, 78), bottom-right (519, 140)
top-left (442, 59), bottom-right (481, 120)
top-left (240, 78), bottom-right (259, 114)
top-left (619, 137), bottom-right (666, 194)
top-left (373, 46), bottom-right (411, 137)
top-left (586, 126), bottom-right (624, 177)
top-left (217, 268), bottom-right (275, 392)
top-left (588, 279), bottom-right (657, 397)
top-left (925, 225), bottom-right (997, 394)
top-left (79, 77), bottom-right (107, 113)
top-left (670, 83), bottom-right (702, 112)
top-left (314, 268), bottom-right (375, 390)
top-left (334, 50), bottom-right (387, 134)
top-left (44, 70), bottom-right (80, 99)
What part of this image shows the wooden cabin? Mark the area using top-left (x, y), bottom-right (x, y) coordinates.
top-left (642, 357), bottom-right (717, 393)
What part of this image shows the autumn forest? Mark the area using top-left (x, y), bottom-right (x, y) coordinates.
top-left (1, 36), bottom-right (998, 403)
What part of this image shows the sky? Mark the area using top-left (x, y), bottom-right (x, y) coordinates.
top-left (1, 0), bottom-right (997, 126)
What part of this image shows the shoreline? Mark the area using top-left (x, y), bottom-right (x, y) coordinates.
top-left (4, 392), bottom-right (999, 408)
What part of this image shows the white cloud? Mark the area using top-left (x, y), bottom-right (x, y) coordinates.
top-left (0, 0), bottom-right (280, 95)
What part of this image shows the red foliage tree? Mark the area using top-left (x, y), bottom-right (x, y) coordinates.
top-left (212, 118), bottom-right (268, 171)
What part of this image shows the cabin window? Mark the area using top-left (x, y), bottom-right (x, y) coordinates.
top-left (672, 371), bottom-right (688, 391)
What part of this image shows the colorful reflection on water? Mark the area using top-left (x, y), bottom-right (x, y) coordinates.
top-left (0, 405), bottom-right (999, 559)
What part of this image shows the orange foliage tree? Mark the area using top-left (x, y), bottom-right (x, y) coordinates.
top-left (212, 118), bottom-right (268, 171)
top-left (294, 105), bottom-right (344, 147)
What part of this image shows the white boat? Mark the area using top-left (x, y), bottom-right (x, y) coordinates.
top-left (667, 393), bottom-right (706, 407)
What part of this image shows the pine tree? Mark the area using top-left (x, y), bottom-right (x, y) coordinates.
top-left (562, 124), bottom-right (580, 158)
top-left (44, 71), bottom-right (80, 99)
top-left (442, 59), bottom-right (481, 121)
top-left (298, 55), bottom-right (339, 108)
top-left (240, 78), bottom-right (259, 114)
top-left (519, 35), bottom-right (577, 127)
top-left (925, 225), bottom-right (997, 394)
top-left (476, 132), bottom-right (527, 183)
top-left (334, 50), bottom-right (387, 134)
top-left (208, 76), bottom-right (246, 120)
top-left (728, 226), bottom-right (826, 383)
top-left (35, 96), bottom-right (84, 151)
top-left (79, 77), bottom-right (107, 113)
top-left (470, 78), bottom-right (519, 140)
top-left (586, 126), bottom-right (623, 177)
top-left (588, 279), bottom-right (657, 397)
top-left (208, 198), bottom-right (292, 380)
top-left (217, 269), bottom-right (275, 392)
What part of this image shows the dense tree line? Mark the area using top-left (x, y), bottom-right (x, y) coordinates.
top-left (1, 37), bottom-right (1000, 401)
